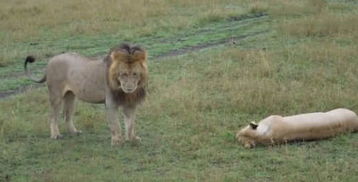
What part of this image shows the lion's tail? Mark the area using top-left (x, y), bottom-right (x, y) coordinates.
top-left (24, 56), bottom-right (46, 83)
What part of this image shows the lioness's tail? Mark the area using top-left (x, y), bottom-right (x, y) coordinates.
top-left (24, 56), bottom-right (46, 83)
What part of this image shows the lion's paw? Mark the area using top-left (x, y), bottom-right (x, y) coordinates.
top-left (50, 134), bottom-right (63, 140)
top-left (127, 136), bottom-right (141, 145)
top-left (70, 130), bottom-right (82, 136)
top-left (111, 136), bottom-right (124, 146)
top-left (132, 136), bottom-right (141, 142)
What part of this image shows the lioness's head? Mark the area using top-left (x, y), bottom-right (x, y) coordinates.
top-left (107, 44), bottom-right (148, 93)
top-left (236, 122), bottom-right (258, 148)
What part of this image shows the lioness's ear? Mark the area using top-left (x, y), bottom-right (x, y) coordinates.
top-left (249, 121), bottom-right (258, 130)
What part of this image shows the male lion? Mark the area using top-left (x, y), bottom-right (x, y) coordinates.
top-left (24, 43), bottom-right (148, 146)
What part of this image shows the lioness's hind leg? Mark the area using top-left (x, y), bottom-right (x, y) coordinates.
top-left (63, 91), bottom-right (81, 135)
top-left (49, 95), bottom-right (63, 139)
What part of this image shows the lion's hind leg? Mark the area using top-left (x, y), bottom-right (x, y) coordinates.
top-left (63, 91), bottom-right (81, 135)
top-left (49, 92), bottom-right (63, 139)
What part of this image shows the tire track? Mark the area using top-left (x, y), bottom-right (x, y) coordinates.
top-left (156, 30), bottom-right (269, 59)
top-left (0, 13), bottom-right (270, 99)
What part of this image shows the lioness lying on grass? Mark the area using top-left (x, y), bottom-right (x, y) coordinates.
top-left (236, 108), bottom-right (358, 148)
top-left (24, 43), bottom-right (148, 146)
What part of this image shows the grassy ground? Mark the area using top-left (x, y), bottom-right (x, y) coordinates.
top-left (1, 0), bottom-right (358, 181)
top-left (0, 12), bottom-right (270, 93)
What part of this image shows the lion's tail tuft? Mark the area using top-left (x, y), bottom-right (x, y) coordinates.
top-left (25, 56), bottom-right (36, 63)
top-left (24, 56), bottom-right (46, 83)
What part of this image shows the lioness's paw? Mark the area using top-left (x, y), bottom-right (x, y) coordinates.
top-left (111, 136), bottom-right (124, 146)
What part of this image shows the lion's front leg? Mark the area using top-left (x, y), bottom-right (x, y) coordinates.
top-left (123, 106), bottom-right (141, 143)
top-left (106, 105), bottom-right (124, 146)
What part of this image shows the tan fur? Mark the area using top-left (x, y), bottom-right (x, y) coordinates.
top-left (25, 44), bottom-right (148, 146)
top-left (236, 108), bottom-right (358, 148)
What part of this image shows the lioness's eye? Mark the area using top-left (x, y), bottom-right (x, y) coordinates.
top-left (133, 73), bottom-right (138, 76)
top-left (121, 73), bottom-right (128, 77)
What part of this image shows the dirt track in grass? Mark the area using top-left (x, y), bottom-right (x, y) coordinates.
top-left (0, 13), bottom-right (269, 99)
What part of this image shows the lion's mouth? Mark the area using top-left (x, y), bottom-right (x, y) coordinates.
top-left (122, 88), bottom-right (135, 93)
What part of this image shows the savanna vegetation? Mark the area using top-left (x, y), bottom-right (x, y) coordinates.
top-left (0, 0), bottom-right (357, 181)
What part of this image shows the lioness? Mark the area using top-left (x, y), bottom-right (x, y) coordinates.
top-left (24, 43), bottom-right (148, 146)
top-left (237, 108), bottom-right (358, 148)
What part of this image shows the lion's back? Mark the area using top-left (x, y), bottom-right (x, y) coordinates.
top-left (46, 53), bottom-right (106, 101)
top-left (48, 53), bottom-right (90, 68)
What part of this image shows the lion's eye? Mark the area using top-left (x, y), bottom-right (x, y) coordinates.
top-left (133, 73), bottom-right (138, 76)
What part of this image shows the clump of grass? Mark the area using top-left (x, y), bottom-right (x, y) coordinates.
top-left (279, 13), bottom-right (358, 37)
top-left (75, 104), bottom-right (105, 132)
top-left (146, 44), bottom-right (358, 118)
top-left (268, 0), bottom-right (326, 17)
top-left (0, 55), bottom-right (9, 67)
top-left (248, 1), bottom-right (268, 14)
top-left (0, 0), bottom-right (171, 41)
top-left (298, 41), bottom-right (358, 64)
top-left (0, 89), bottom-right (49, 141)
top-left (0, 48), bottom-right (24, 67)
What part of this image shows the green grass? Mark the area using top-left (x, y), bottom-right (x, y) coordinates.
top-left (0, 12), bottom-right (270, 93)
top-left (1, 45), bottom-right (358, 181)
top-left (1, 0), bottom-right (358, 181)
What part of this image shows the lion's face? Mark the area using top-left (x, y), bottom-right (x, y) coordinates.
top-left (108, 45), bottom-right (148, 93)
top-left (117, 63), bottom-right (143, 93)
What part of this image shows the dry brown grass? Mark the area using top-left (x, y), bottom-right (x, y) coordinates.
top-left (0, 0), bottom-right (248, 43)
top-left (279, 13), bottom-right (358, 37)
top-left (0, 0), bottom-right (169, 41)
top-left (267, 0), bottom-right (326, 17)
top-left (299, 41), bottom-right (358, 64)
top-left (269, 0), bottom-right (357, 38)
top-left (145, 42), bottom-right (358, 119)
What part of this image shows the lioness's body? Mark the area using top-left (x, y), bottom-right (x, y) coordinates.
top-left (47, 53), bottom-right (106, 103)
top-left (237, 108), bottom-right (358, 148)
top-left (25, 44), bottom-right (148, 145)
top-left (273, 109), bottom-right (358, 140)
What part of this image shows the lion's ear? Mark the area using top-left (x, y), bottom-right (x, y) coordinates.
top-left (111, 50), bottom-right (128, 63)
top-left (132, 49), bottom-right (147, 62)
